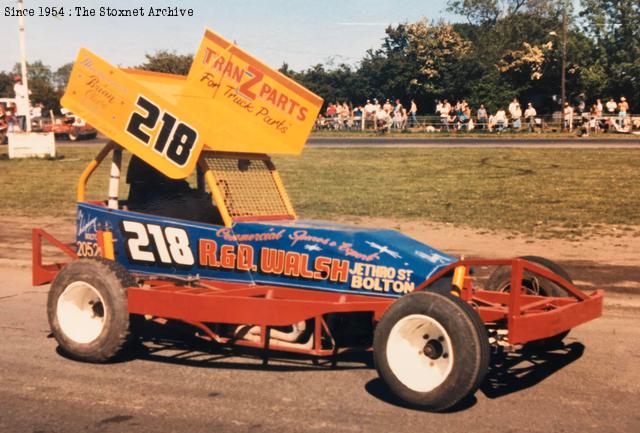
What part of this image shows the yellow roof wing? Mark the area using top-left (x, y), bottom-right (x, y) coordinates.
top-left (61, 29), bottom-right (323, 179)
top-left (122, 69), bottom-right (186, 106)
top-left (61, 49), bottom-right (205, 179)
top-left (181, 28), bottom-right (323, 155)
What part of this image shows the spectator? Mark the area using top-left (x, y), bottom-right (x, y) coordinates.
top-left (618, 96), bottom-right (629, 120)
top-left (375, 106), bottom-right (391, 132)
top-left (605, 98), bottom-right (617, 116)
top-left (409, 99), bottom-right (418, 127)
top-left (364, 100), bottom-right (375, 129)
top-left (325, 102), bottom-right (336, 118)
top-left (435, 99), bottom-right (443, 116)
top-left (394, 99), bottom-right (403, 114)
top-left (577, 96), bottom-right (586, 116)
top-left (13, 75), bottom-right (29, 132)
top-left (595, 98), bottom-right (603, 116)
top-left (383, 99), bottom-right (393, 113)
top-left (439, 99), bottom-right (451, 131)
top-left (338, 101), bottom-right (350, 129)
top-left (31, 102), bottom-right (43, 119)
top-left (392, 109), bottom-right (403, 130)
top-left (588, 104), bottom-right (600, 134)
top-left (563, 102), bottom-right (574, 132)
top-left (6, 103), bottom-right (16, 133)
top-left (352, 105), bottom-right (363, 130)
top-left (0, 105), bottom-right (7, 143)
top-left (494, 108), bottom-right (507, 132)
top-left (315, 113), bottom-right (326, 130)
top-left (29, 102), bottom-right (44, 130)
top-left (524, 102), bottom-right (537, 132)
top-left (487, 113), bottom-right (496, 132)
top-left (508, 98), bottom-right (521, 130)
top-left (459, 104), bottom-right (471, 131)
top-left (477, 104), bottom-right (488, 129)
top-left (401, 106), bottom-right (408, 130)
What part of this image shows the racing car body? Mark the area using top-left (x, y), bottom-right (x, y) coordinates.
top-left (33, 29), bottom-right (603, 412)
top-left (75, 202), bottom-right (454, 297)
top-left (40, 115), bottom-right (97, 141)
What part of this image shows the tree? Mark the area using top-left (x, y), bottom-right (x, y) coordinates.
top-left (0, 72), bottom-right (14, 98)
top-left (53, 63), bottom-right (73, 91)
top-left (137, 50), bottom-right (194, 75)
top-left (404, 20), bottom-right (472, 95)
top-left (580, 0), bottom-right (640, 109)
top-left (448, 0), bottom-right (559, 25)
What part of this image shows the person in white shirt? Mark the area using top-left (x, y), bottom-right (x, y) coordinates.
top-left (508, 98), bottom-right (521, 130)
top-left (563, 102), bottom-right (574, 131)
top-left (439, 99), bottom-right (451, 131)
top-left (494, 108), bottom-right (507, 132)
top-left (375, 107), bottom-right (391, 132)
top-left (409, 99), bottom-right (418, 127)
top-left (363, 100), bottom-right (375, 129)
top-left (605, 98), bottom-right (617, 115)
top-left (524, 103), bottom-right (537, 132)
top-left (13, 76), bottom-right (30, 132)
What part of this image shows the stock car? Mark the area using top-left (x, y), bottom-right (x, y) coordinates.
top-left (32, 30), bottom-right (603, 412)
top-left (39, 113), bottom-right (97, 141)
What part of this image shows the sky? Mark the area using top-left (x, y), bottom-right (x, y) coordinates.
top-left (0, 0), bottom-right (456, 73)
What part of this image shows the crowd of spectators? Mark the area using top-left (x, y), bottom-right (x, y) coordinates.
top-left (316, 98), bottom-right (418, 132)
top-left (315, 95), bottom-right (637, 134)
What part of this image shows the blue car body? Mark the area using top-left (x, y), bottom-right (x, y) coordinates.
top-left (76, 202), bottom-right (456, 298)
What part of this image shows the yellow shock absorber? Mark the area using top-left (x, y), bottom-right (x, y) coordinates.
top-left (101, 230), bottom-right (115, 260)
top-left (451, 263), bottom-right (467, 296)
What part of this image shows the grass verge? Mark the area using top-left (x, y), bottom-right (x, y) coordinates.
top-left (1, 145), bottom-right (638, 239)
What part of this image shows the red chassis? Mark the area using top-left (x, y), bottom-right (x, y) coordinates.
top-left (33, 228), bottom-right (603, 356)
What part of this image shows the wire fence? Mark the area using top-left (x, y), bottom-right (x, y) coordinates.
top-left (314, 113), bottom-right (640, 135)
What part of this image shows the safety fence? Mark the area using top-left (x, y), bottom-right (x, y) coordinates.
top-left (314, 113), bottom-right (640, 134)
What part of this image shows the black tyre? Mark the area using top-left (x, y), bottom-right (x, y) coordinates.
top-left (47, 258), bottom-right (136, 362)
top-left (373, 291), bottom-right (490, 411)
top-left (485, 256), bottom-right (571, 346)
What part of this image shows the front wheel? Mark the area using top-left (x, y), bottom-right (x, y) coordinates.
top-left (373, 291), bottom-right (490, 411)
top-left (47, 258), bottom-right (136, 362)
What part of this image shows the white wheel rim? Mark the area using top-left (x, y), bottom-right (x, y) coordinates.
top-left (386, 314), bottom-right (454, 392)
top-left (56, 281), bottom-right (107, 344)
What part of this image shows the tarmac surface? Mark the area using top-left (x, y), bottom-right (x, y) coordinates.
top-left (1, 266), bottom-right (639, 433)
top-left (61, 134), bottom-right (640, 148)
top-left (1, 136), bottom-right (639, 432)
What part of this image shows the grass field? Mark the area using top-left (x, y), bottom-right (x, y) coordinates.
top-left (1, 145), bottom-right (638, 239)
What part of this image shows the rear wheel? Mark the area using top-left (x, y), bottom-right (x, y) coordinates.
top-left (485, 256), bottom-right (571, 347)
top-left (373, 291), bottom-right (489, 411)
top-left (47, 258), bottom-right (136, 362)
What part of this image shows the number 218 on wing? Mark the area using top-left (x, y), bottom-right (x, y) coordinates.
top-left (125, 95), bottom-right (199, 167)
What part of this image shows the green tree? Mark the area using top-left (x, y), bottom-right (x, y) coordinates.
top-left (137, 50), bottom-right (194, 75)
top-left (53, 63), bottom-right (74, 91)
top-left (0, 71), bottom-right (14, 98)
top-left (580, 0), bottom-right (640, 109)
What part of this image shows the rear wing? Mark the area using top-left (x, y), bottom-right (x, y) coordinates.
top-left (61, 28), bottom-right (323, 179)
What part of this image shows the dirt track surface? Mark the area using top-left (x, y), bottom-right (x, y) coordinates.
top-left (1, 216), bottom-right (639, 432)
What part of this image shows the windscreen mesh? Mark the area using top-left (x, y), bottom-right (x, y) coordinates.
top-left (202, 153), bottom-right (293, 219)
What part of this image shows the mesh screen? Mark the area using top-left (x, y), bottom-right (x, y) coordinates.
top-left (202, 154), bottom-right (292, 219)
